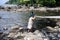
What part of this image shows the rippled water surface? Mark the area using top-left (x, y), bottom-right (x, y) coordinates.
top-left (0, 11), bottom-right (29, 32)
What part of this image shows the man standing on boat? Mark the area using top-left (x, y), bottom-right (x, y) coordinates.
top-left (27, 12), bottom-right (35, 32)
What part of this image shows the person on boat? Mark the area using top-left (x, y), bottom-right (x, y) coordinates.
top-left (27, 12), bottom-right (35, 32)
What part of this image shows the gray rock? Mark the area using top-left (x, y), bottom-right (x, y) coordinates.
top-left (58, 28), bottom-right (60, 32)
top-left (3, 27), bottom-right (8, 30)
top-left (9, 25), bottom-right (23, 33)
top-left (24, 34), bottom-right (35, 40)
top-left (33, 30), bottom-right (40, 35)
top-left (14, 32), bottom-right (21, 38)
top-left (47, 26), bottom-right (58, 32)
top-left (24, 30), bottom-right (47, 40)
top-left (58, 33), bottom-right (60, 38)
top-left (7, 32), bottom-right (17, 38)
top-left (10, 25), bottom-right (20, 30)
top-left (56, 22), bottom-right (60, 26)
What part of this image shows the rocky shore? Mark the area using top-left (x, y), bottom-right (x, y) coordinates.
top-left (0, 5), bottom-right (60, 12)
top-left (0, 25), bottom-right (60, 40)
top-left (0, 19), bottom-right (60, 40)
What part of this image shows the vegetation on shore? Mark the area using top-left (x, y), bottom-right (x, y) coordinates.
top-left (6, 0), bottom-right (60, 7)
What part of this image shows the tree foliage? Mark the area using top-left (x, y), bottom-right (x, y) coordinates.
top-left (7, 0), bottom-right (60, 7)
top-left (42, 0), bottom-right (56, 7)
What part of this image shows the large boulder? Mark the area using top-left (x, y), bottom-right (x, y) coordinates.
top-left (7, 32), bottom-right (16, 38)
top-left (9, 25), bottom-right (23, 33)
top-left (10, 25), bottom-right (20, 30)
top-left (24, 30), bottom-right (48, 40)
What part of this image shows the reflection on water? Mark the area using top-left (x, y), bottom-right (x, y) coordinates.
top-left (0, 11), bottom-right (29, 32)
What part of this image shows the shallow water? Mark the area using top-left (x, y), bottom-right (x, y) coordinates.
top-left (0, 11), bottom-right (29, 32)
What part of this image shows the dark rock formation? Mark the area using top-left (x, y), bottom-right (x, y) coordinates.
top-left (34, 18), bottom-right (57, 29)
top-left (0, 17), bottom-right (2, 19)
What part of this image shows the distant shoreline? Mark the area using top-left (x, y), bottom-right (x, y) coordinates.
top-left (0, 6), bottom-right (60, 12)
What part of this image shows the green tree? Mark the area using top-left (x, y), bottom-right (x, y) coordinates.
top-left (55, 0), bottom-right (60, 6)
top-left (7, 0), bottom-right (59, 7)
top-left (43, 0), bottom-right (56, 7)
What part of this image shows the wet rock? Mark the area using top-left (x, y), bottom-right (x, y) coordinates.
top-left (47, 26), bottom-right (58, 32)
top-left (14, 32), bottom-right (21, 38)
top-left (9, 25), bottom-right (23, 33)
top-left (20, 32), bottom-right (28, 36)
top-left (33, 30), bottom-right (40, 35)
top-left (0, 32), bottom-right (3, 35)
top-left (8, 7), bottom-right (11, 9)
top-left (24, 32), bottom-right (35, 40)
top-left (3, 27), bottom-right (8, 30)
top-left (58, 33), bottom-right (60, 38)
top-left (7, 32), bottom-right (23, 40)
top-left (24, 36), bottom-right (34, 40)
top-left (10, 25), bottom-right (20, 30)
top-left (0, 17), bottom-right (2, 19)
top-left (0, 32), bottom-right (9, 40)
top-left (18, 27), bottom-right (24, 32)
top-left (24, 30), bottom-right (46, 40)
top-left (9, 28), bottom-right (20, 33)
top-left (2, 24), bottom-right (59, 40)
top-left (54, 26), bottom-right (59, 29)
top-left (58, 28), bottom-right (60, 32)
top-left (7, 33), bottom-right (16, 38)
top-left (56, 22), bottom-right (60, 26)
top-left (1, 7), bottom-right (5, 9)
top-left (24, 33), bottom-right (43, 40)
top-left (16, 36), bottom-right (24, 39)
top-left (0, 32), bottom-right (3, 38)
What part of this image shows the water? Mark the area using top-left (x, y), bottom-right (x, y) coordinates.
top-left (0, 11), bottom-right (29, 32)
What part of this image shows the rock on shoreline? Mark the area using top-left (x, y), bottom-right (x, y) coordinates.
top-left (0, 24), bottom-right (60, 40)
top-left (0, 6), bottom-right (60, 12)
top-left (0, 19), bottom-right (60, 40)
